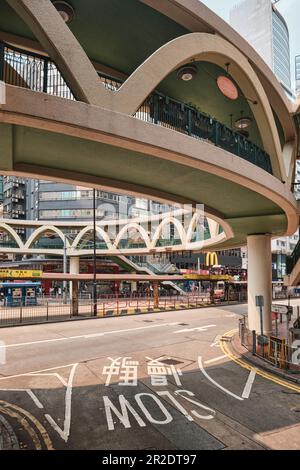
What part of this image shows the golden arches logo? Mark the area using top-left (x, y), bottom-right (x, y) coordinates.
top-left (205, 252), bottom-right (218, 266)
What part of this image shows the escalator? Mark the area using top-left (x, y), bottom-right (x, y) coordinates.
top-left (112, 255), bottom-right (186, 295)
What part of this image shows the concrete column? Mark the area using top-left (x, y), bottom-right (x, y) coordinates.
top-left (153, 281), bottom-right (159, 309)
top-left (247, 235), bottom-right (272, 335)
top-left (69, 256), bottom-right (80, 300)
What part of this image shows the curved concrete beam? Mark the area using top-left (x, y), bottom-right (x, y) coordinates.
top-left (6, 0), bottom-right (112, 107)
top-left (139, 0), bottom-right (295, 143)
top-left (151, 217), bottom-right (187, 248)
top-left (114, 223), bottom-right (151, 249)
top-left (25, 225), bottom-right (68, 249)
top-left (115, 33), bottom-right (285, 181)
top-left (72, 225), bottom-right (113, 250)
top-left (0, 86), bottom-right (297, 239)
top-left (0, 222), bottom-right (24, 248)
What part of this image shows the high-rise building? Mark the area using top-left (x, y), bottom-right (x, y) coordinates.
top-left (295, 55), bottom-right (300, 95)
top-left (230, 0), bottom-right (293, 97)
top-left (3, 176), bottom-right (27, 220)
top-left (25, 180), bottom-right (170, 222)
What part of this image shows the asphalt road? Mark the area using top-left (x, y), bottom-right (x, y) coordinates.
top-left (0, 304), bottom-right (299, 451)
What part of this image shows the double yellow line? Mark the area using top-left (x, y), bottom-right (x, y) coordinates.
top-left (220, 329), bottom-right (300, 394)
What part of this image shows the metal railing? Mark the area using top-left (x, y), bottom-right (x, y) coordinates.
top-left (0, 291), bottom-right (246, 327)
top-left (135, 93), bottom-right (273, 174)
top-left (239, 314), bottom-right (300, 373)
top-left (286, 239), bottom-right (300, 274)
top-left (0, 41), bottom-right (75, 100)
top-left (0, 40), bottom-right (272, 175)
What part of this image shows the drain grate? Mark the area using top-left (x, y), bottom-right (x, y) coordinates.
top-left (160, 358), bottom-right (183, 365)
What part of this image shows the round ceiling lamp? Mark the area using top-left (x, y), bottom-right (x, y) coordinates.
top-left (217, 76), bottom-right (238, 100)
top-left (235, 117), bottom-right (252, 129)
top-left (52, 1), bottom-right (75, 23)
top-left (177, 65), bottom-right (198, 81)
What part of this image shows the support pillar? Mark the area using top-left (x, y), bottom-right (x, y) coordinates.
top-left (71, 280), bottom-right (79, 316)
top-left (69, 256), bottom-right (80, 301)
top-left (247, 235), bottom-right (272, 335)
top-left (153, 281), bottom-right (159, 309)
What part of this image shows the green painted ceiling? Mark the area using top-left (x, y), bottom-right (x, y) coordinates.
top-left (11, 124), bottom-right (287, 247)
top-left (0, 0), bottom-right (285, 149)
top-left (160, 62), bottom-right (263, 148)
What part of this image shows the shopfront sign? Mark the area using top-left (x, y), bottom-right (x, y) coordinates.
top-left (0, 269), bottom-right (42, 279)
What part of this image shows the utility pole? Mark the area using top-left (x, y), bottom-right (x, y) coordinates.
top-left (93, 188), bottom-right (97, 316)
top-left (63, 234), bottom-right (67, 304)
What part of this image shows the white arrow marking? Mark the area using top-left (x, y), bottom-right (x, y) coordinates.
top-left (198, 356), bottom-right (243, 401)
top-left (174, 325), bottom-right (216, 334)
top-left (204, 355), bottom-right (228, 365)
top-left (242, 369), bottom-right (257, 399)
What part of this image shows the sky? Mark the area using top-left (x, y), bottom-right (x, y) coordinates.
top-left (201, 0), bottom-right (300, 87)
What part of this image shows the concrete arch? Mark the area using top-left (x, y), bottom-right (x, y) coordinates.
top-left (114, 223), bottom-right (151, 249)
top-left (186, 212), bottom-right (203, 243)
top-left (72, 226), bottom-right (112, 250)
top-left (0, 223), bottom-right (24, 248)
top-left (114, 32), bottom-right (285, 180)
top-left (6, 0), bottom-right (111, 107)
top-left (25, 225), bottom-right (68, 249)
top-left (151, 217), bottom-right (186, 248)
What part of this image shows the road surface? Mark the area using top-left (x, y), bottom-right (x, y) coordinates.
top-left (0, 304), bottom-right (299, 450)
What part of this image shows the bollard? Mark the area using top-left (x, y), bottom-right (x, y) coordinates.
top-left (252, 330), bottom-right (256, 355)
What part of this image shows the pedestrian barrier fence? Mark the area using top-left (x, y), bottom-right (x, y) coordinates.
top-left (239, 314), bottom-right (300, 373)
top-left (0, 292), bottom-right (246, 327)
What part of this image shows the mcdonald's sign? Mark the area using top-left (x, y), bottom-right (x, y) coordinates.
top-left (205, 252), bottom-right (218, 267)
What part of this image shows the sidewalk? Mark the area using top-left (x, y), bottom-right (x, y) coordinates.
top-left (229, 332), bottom-right (300, 385)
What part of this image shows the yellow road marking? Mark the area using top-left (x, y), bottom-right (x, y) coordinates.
top-left (0, 400), bottom-right (54, 450)
top-left (220, 329), bottom-right (300, 394)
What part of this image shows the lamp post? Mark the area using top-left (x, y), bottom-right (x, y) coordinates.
top-left (93, 188), bottom-right (97, 316)
top-left (63, 234), bottom-right (67, 304)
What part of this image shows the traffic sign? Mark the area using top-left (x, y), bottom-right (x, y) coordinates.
top-left (272, 304), bottom-right (290, 315)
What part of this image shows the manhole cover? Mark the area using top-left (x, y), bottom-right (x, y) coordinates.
top-left (160, 358), bottom-right (183, 365)
top-left (178, 323), bottom-right (189, 326)
top-left (142, 320), bottom-right (153, 323)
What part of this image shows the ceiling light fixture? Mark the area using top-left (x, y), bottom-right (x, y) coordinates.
top-left (52, 1), bottom-right (75, 23)
top-left (177, 65), bottom-right (198, 81)
top-left (234, 117), bottom-right (252, 129)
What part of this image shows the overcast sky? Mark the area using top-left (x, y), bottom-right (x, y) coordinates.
top-left (201, 0), bottom-right (300, 87)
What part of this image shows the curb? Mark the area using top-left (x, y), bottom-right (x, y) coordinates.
top-left (230, 333), bottom-right (300, 385)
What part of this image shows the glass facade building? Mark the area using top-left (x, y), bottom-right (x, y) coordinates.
top-left (296, 55), bottom-right (300, 95)
top-left (230, 0), bottom-right (292, 95)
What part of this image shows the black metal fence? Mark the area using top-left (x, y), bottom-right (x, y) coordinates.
top-left (0, 292), bottom-right (247, 327)
top-left (0, 40), bottom-right (273, 175)
top-left (0, 41), bottom-right (75, 100)
top-left (135, 93), bottom-right (273, 174)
